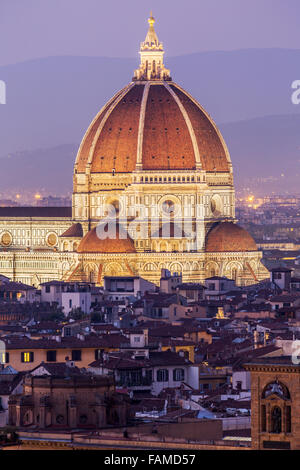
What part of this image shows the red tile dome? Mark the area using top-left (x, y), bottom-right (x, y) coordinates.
top-left (74, 82), bottom-right (231, 175)
top-left (205, 222), bottom-right (257, 252)
top-left (77, 223), bottom-right (136, 254)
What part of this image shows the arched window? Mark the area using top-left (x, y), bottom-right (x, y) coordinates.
top-left (232, 268), bottom-right (238, 281)
top-left (262, 381), bottom-right (290, 400)
top-left (160, 242), bottom-right (167, 252)
top-left (271, 407), bottom-right (282, 434)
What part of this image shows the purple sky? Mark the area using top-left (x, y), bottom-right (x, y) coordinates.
top-left (1, 0), bottom-right (300, 66)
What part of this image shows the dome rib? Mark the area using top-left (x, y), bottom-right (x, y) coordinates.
top-left (170, 83), bottom-right (232, 173)
top-left (141, 83), bottom-right (196, 170)
top-left (75, 86), bottom-right (126, 174)
top-left (88, 82), bottom-right (137, 174)
top-left (164, 82), bottom-right (201, 169)
top-left (136, 82), bottom-right (151, 169)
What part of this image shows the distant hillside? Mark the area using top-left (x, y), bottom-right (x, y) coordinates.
top-left (0, 49), bottom-right (299, 159)
top-left (0, 113), bottom-right (299, 195)
top-left (0, 144), bottom-right (77, 193)
top-left (219, 113), bottom-right (300, 194)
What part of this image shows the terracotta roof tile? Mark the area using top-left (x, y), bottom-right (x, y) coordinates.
top-left (206, 222), bottom-right (257, 252)
top-left (60, 223), bottom-right (83, 238)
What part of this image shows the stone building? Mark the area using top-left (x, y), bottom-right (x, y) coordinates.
top-left (0, 15), bottom-right (268, 287)
top-left (244, 357), bottom-right (300, 450)
top-left (8, 363), bottom-right (129, 429)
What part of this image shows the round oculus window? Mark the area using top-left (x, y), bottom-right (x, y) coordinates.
top-left (46, 233), bottom-right (58, 247)
top-left (0, 232), bottom-right (12, 247)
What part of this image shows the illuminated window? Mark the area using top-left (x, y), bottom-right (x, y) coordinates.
top-left (21, 352), bottom-right (34, 363)
top-left (0, 352), bottom-right (9, 364)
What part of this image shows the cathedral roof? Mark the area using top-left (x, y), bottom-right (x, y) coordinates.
top-left (75, 82), bottom-right (230, 174)
top-left (74, 16), bottom-right (231, 176)
top-left (0, 207), bottom-right (72, 218)
top-left (205, 222), bottom-right (258, 252)
top-left (60, 223), bottom-right (83, 238)
top-left (77, 223), bottom-right (136, 254)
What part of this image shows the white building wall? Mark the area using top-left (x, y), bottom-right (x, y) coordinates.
top-left (232, 371), bottom-right (251, 390)
top-left (41, 285), bottom-right (63, 306)
top-left (151, 365), bottom-right (191, 395)
top-left (62, 292), bottom-right (91, 315)
top-left (187, 366), bottom-right (199, 390)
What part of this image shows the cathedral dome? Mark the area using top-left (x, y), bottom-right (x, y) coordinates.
top-left (75, 82), bottom-right (231, 174)
top-left (77, 224), bottom-right (136, 254)
top-left (205, 222), bottom-right (257, 253)
top-left (74, 16), bottom-right (231, 176)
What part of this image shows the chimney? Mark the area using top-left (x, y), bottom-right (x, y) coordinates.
top-left (254, 330), bottom-right (259, 349)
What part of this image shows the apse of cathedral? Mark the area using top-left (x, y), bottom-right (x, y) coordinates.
top-left (0, 15), bottom-right (269, 287)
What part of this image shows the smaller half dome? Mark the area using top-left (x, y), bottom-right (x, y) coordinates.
top-left (206, 222), bottom-right (257, 252)
top-left (77, 223), bottom-right (136, 254)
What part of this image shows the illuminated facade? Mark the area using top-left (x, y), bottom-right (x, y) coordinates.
top-left (0, 15), bottom-right (268, 287)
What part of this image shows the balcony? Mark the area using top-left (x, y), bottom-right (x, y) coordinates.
top-left (116, 376), bottom-right (152, 388)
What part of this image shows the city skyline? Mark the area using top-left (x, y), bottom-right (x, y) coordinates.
top-left (1, 2), bottom-right (300, 199)
top-left (0, 3), bottom-right (300, 452)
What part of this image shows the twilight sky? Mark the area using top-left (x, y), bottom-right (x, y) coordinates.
top-left (1, 0), bottom-right (300, 66)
